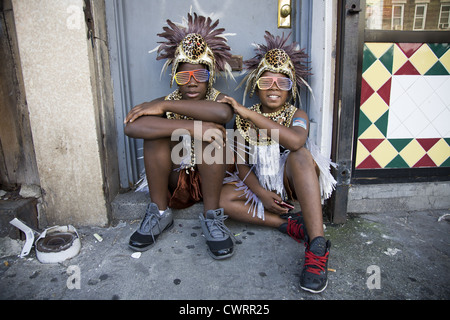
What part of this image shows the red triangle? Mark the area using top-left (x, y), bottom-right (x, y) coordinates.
top-left (417, 138), bottom-right (440, 151)
top-left (413, 154), bottom-right (436, 168)
top-left (359, 139), bottom-right (384, 153)
top-left (396, 43), bottom-right (423, 58)
top-left (357, 155), bottom-right (382, 169)
top-left (360, 77), bottom-right (375, 105)
top-left (377, 78), bottom-right (391, 105)
top-left (395, 60), bottom-right (421, 75)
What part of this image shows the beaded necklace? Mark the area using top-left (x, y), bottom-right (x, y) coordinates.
top-left (236, 103), bottom-right (297, 146)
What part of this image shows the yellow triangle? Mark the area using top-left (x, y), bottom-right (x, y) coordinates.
top-left (359, 124), bottom-right (385, 139)
top-left (355, 140), bottom-right (370, 168)
top-left (439, 49), bottom-right (450, 73)
top-left (393, 44), bottom-right (408, 74)
top-left (366, 43), bottom-right (392, 59)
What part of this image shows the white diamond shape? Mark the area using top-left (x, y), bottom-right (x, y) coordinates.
top-left (408, 77), bottom-right (434, 106)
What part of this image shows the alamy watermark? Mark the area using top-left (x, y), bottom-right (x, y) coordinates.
top-left (366, 265), bottom-right (381, 290)
top-left (171, 121), bottom-right (280, 174)
top-left (66, 265), bottom-right (81, 290)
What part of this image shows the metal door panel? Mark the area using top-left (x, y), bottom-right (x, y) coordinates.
top-left (106, 0), bottom-right (301, 188)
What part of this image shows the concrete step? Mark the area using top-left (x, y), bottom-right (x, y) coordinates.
top-left (111, 190), bottom-right (302, 223)
top-left (111, 191), bottom-right (204, 222)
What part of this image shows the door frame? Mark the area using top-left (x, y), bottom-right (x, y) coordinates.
top-left (328, 0), bottom-right (450, 223)
top-left (327, 0), bottom-right (364, 223)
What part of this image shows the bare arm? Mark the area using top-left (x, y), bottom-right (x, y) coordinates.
top-left (124, 116), bottom-right (226, 149)
top-left (125, 93), bottom-right (233, 124)
top-left (219, 96), bottom-right (308, 151)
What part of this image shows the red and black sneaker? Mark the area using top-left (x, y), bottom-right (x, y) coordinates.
top-left (278, 212), bottom-right (308, 242)
top-left (300, 236), bottom-right (331, 293)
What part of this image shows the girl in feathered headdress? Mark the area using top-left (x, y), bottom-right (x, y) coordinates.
top-left (124, 13), bottom-right (235, 260)
top-left (219, 31), bottom-right (336, 293)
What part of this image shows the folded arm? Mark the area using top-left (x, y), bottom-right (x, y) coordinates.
top-left (125, 93), bottom-right (233, 125)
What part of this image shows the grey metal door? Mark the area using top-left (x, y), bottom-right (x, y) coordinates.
top-left (106, 0), bottom-right (309, 189)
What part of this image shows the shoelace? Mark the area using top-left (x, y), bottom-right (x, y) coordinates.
top-left (206, 213), bottom-right (234, 239)
top-left (287, 218), bottom-right (305, 243)
top-left (304, 249), bottom-right (329, 275)
top-left (139, 209), bottom-right (161, 241)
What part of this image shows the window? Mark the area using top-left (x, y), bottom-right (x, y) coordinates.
top-left (392, 5), bottom-right (405, 30)
top-left (414, 4), bottom-right (428, 30)
top-left (438, 4), bottom-right (450, 29)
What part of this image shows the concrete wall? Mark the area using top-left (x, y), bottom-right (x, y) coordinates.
top-left (348, 181), bottom-right (450, 214)
top-left (11, 0), bottom-right (109, 226)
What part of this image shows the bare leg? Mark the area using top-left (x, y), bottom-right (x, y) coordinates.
top-left (143, 138), bottom-right (173, 210)
top-left (285, 147), bottom-right (324, 241)
top-left (197, 141), bottom-right (226, 215)
top-left (219, 184), bottom-right (286, 228)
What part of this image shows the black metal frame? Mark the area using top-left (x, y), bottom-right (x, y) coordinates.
top-left (327, 0), bottom-right (450, 223)
top-left (352, 2), bottom-right (450, 184)
top-left (327, 0), bottom-right (365, 223)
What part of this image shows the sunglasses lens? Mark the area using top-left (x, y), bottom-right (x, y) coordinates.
top-left (175, 72), bottom-right (191, 85)
top-left (175, 69), bottom-right (210, 85)
top-left (257, 77), bottom-right (274, 90)
top-left (257, 77), bottom-right (292, 91)
top-left (276, 78), bottom-right (293, 91)
top-left (193, 69), bottom-right (210, 83)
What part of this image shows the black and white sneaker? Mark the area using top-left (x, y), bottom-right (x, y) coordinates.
top-left (199, 208), bottom-right (235, 260)
top-left (129, 203), bottom-right (174, 251)
top-left (300, 236), bottom-right (331, 293)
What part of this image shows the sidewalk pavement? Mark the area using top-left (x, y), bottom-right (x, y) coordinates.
top-left (0, 204), bottom-right (449, 301)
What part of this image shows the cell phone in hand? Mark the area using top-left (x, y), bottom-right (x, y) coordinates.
top-left (274, 200), bottom-right (294, 210)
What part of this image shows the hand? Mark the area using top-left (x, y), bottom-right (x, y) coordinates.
top-left (218, 96), bottom-right (250, 119)
top-left (193, 121), bottom-right (227, 150)
top-left (258, 189), bottom-right (289, 215)
top-left (124, 100), bottom-right (165, 124)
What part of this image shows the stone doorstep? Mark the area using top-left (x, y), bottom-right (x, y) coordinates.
top-left (0, 198), bottom-right (38, 239)
top-left (111, 191), bottom-right (205, 222)
top-left (111, 191), bottom-right (303, 223)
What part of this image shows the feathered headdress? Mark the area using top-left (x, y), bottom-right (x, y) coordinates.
top-left (242, 31), bottom-right (311, 103)
top-left (154, 13), bottom-right (234, 88)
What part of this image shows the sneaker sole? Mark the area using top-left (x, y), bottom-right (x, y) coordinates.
top-left (300, 279), bottom-right (328, 294)
top-left (206, 246), bottom-right (235, 260)
top-left (128, 220), bottom-right (174, 252)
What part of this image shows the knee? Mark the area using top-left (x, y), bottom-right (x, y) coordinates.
top-left (288, 147), bottom-right (313, 167)
top-left (288, 147), bottom-right (320, 177)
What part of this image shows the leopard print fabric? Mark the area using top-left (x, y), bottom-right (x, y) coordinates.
top-left (265, 49), bottom-right (289, 69)
top-left (181, 33), bottom-right (207, 60)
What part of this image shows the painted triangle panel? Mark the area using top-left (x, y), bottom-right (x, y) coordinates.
top-left (360, 77), bottom-right (375, 105)
top-left (359, 139), bottom-right (384, 153)
top-left (397, 43), bottom-right (423, 58)
top-left (394, 60), bottom-right (420, 75)
top-left (356, 155), bottom-right (381, 169)
top-left (413, 154), bottom-right (436, 168)
top-left (425, 61), bottom-right (449, 75)
top-left (377, 78), bottom-right (391, 106)
top-left (356, 42), bottom-right (450, 171)
top-left (417, 138), bottom-right (440, 152)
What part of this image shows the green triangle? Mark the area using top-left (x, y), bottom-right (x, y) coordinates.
top-left (440, 156), bottom-right (450, 167)
top-left (425, 61), bottom-right (449, 75)
top-left (363, 45), bottom-right (378, 74)
top-left (427, 43), bottom-right (450, 59)
top-left (374, 111), bottom-right (389, 136)
top-left (389, 139), bottom-right (413, 152)
top-left (444, 138), bottom-right (450, 146)
top-left (379, 45), bottom-right (394, 74)
top-left (386, 155), bottom-right (409, 169)
top-left (358, 111), bottom-right (372, 137)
